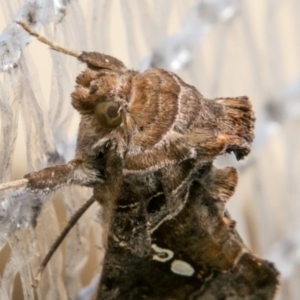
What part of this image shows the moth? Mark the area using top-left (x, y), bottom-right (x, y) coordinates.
top-left (2, 22), bottom-right (278, 299)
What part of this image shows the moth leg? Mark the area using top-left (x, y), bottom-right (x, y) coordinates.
top-left (25, 156), bottom-right (106, 193)
top-left (78, 51), bottom-right (127, 72)
top-left (0, 178), bottom-right (28, 191)
top-left (32, 196), bottom-right (96, 289)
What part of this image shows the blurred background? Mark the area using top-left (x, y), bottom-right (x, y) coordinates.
top-left (0, 0), bottom-right (299, 299)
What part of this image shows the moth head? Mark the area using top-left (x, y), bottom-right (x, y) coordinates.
top-left (71, 52), bottom-right (132, 130)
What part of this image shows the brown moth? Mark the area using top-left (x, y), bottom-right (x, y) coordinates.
top-left (7, 22), bottom-right (278, 299)
top-left (25, 51), bottom-right (254, 191)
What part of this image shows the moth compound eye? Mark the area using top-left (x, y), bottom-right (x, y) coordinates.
top-left (94, 101), bottom-right (122, 128)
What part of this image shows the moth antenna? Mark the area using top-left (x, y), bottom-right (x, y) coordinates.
top-left (0, 178), bottom-right (28, 191)
top-left (32, 196), bottom-right (96, 289)
top-left (17, 21), bottom-right (80, 58)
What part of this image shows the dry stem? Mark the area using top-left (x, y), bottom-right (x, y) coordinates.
top-left (17, 21), bottom-right (80, 58)
top-left (0, 178), bottom-right (28, 191)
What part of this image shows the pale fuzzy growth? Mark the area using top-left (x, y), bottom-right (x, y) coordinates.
top-left (0, 0), bottom-right (67, 71)
top-left (0, 191), bottom-right (47, 249)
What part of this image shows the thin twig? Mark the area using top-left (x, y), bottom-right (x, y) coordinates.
top-left (32, 196), bottom-right (96, 289)
top-left (17, 21), bottom-right (81, 58)
top-left (0, 178), bottom-right (28, 191)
